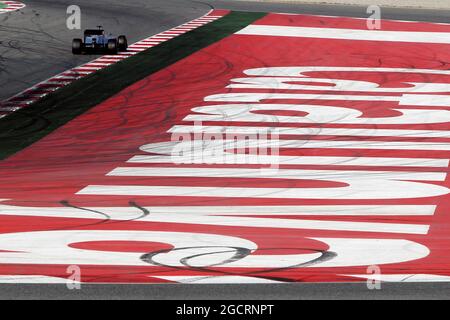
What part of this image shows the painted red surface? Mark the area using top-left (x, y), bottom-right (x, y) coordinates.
top-left (0, 13), bottom-right (450, 283)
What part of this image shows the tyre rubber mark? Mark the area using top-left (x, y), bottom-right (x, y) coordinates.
top-left (1, 12), bottom-right (450, 283)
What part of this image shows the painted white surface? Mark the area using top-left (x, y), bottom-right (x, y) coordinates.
top-left (0, 230), bottom-right (430, 268)
top-left (237, 25), bottom-right (450, 44)
top-left (345, 274), bottom-right (450, 282)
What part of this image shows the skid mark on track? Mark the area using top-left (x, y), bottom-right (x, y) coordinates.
top-left (0, 10), bottom-right (228, 119)
top-left (2, 12), bottom-right (450, 284)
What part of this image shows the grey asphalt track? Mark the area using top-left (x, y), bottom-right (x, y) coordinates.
top-left (1, 0), bottom-right (450, 300)
top-left (0, 282), bottom-right (449, 300)
top-left (2, 0), bottom-right (450, 100)
top-left (0, 0), bottom-right (209, 100)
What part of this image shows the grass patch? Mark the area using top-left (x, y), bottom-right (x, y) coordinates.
top-left (0, 11), bottom-right (266, 160)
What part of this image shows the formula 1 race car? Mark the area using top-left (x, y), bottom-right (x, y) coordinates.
top-left (72, 26), bottom-right (128, 54)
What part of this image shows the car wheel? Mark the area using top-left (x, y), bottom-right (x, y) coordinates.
top-left (72, 39), bottom-right (83, 54)
top-left (117, 35), bottom-right (128, 51)
top-left (107, 39), bottom-right (118, 54)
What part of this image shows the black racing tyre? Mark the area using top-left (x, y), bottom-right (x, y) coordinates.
top-left (72, 38), bottom-right (82, 54)
top-left (117, 35), bottom-right (128, 51)
top-left (107, 39), bottom-right (118, 54)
